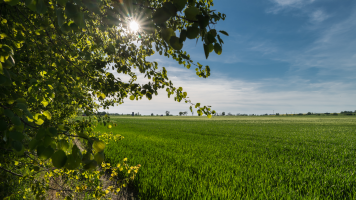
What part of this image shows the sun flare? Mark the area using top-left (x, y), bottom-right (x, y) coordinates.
top-left (129, 21), bottom-right (140, 32)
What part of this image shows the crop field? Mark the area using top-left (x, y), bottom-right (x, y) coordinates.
top-left (95, 116), bottom-right (356, 199)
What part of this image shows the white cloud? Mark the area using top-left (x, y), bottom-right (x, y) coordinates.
top-left (268, 0), bottom-right (315, 13)
top-left (268, 0), bottom-right (330, 24)
top-left (249, 41), bottom-right (278, 55)
top-left (288, 9), bottom-right (356, 74)
top-left (243, 5), bottom-right (356, 80)
top-left (105, 66), bottom-right (356, 115)
top-left (273, 0), bottom-right (314, 7)
top-left (309, 10), bottom-right (329, 23)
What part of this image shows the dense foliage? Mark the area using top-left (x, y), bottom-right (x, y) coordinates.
top-left (0, 0), bottom-right (227, 198)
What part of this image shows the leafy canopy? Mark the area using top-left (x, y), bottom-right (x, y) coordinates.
top-left (0, 0), bottom-right (227, 198)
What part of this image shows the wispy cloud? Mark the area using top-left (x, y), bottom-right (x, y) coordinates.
top-left (268, 0), bottom-right (316, 13)
top-left (309, 10), bottom-right (329, 23)
top-left (292, 9), bottom-right (356, 74)
top-left (245, 5), bottom-right (356, 80)
top-left (267, 0), bottom-right (329, 24)
top-left (273, 0), bottom-right (314, 7)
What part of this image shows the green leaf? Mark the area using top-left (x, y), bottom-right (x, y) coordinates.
top-left (3, 59), bottom-right (14, 70)
top-left (77, 131), bottom-right (89, 138)
top-left (12, 141), bottom-right (23, 151)
top-left (207, 43), bottom-right (214, 53)
top-left (35, 118), bottom-right (44, 125)
top-left (36, 128), bottom-right (46, 140)
top-left (162, 2), bottom-right (177, 17)
top-left (184, 7), bottom-right (200, 21)
top-left (129, 95), bottom-right (135, 100)
top-left (58, 139), bottom-right (69, 151)
top-left (69, 23), bottom-right (80, 32)
top-left (65, 154), bottom-right (81, 170)
top-left (52, 150), bottom-right (67, 168)
top-left (57, 0), bottom-right (67, 6)
top-left (41, 100), bottom-right (49, 107)
top-left (25, 0), bottom-right (37, 11)
top-left (179, 30), bottom-right (187, 43)
top-left (82, 152), bottom-right (93, 164)
top-left (24, 110), bottom-right (33, 119)
top-left (61, 23), bottom-right (71, 33)
top-left (206, 32), bottom-right (216, 43)
top-left (36, 0), bottom-right (47, 14)
top-left (161, 28), bottom-right (175, 44)
top-left (4, 0), bottom-right (20, 6)
top-left (16, 97), bottom-right (27, 104)
top-left (4, 109), bottom-right (14, 118)
top-left (197, 15), bottom-right (209, 29)
top-left (219, 30), bottom-right (229, 36)
top-left (203, 44), bottom-right (209, 59)
top-left (0, 120), bottom-right (7, 130)
top-left (104, 44), bottom-right (115, 55)
top-left (170, 36), bottom-right (183, 50)
top-left (186, 27), bottom-right (199, 39)
top-left (153, 7), bottom-right (171, 24)
top-left (43, 136), bottom-right (53, 147)
top-left (107, 124), bottom-right (112, 129)
top-left (48, 127), bottom-right (57, 136)
top-left (11, 116), bottom-right (21, 126)
top-left (29, 138), bottom-right (39, 150)
top-left (16, 103), bottom-right (27, 111)
top-left (43, 111), bottom-right (51, 120)
top-left (173, 0), bottom-right (187, 11)
top-left (0, 62), bottom-right (3, 75)
top-left (85, 1), bottom-right (100, 14)
top-left (74, 11), bottom-right (85, 29)
top-left (94, 152), bottom-right (104, 164)
top-left (37, 145), bottom-right (54, 160)
top-left (93, 140), bottom-right (105, 153)
top-left (72, 145), bottom-right (82, 160)
top-left (8, 131), bottom-right (24, 141)
top-left (83, 160), bottom-right (97, 171)
top-left (56, 8), bottom-right (65, 27)
top-left (65, 2), bottom-right (79, 19)
top-left (214, 43), bottom-right (222, 55)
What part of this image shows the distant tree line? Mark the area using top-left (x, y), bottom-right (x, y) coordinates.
top-left (179, 111), bottom-right (188, 116)
top-left (86, 110), bottom-right (356, 117)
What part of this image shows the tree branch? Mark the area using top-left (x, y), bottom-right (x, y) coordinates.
top-left (0, 166), bottom-right (23, 177)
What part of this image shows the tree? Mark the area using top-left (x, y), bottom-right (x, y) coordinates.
top-left (165, 110), bottom-right (170, 116)
top-left (222, 112), bottom-right (225, 116)
top-left (0, 0), bottom-right (226, 198)
top-left (151, 113), bottom-right (154, 116)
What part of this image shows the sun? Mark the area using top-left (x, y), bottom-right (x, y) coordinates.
top-left (129, 21), bottom-right (140, 32)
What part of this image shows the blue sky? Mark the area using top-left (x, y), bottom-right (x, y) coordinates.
top-left (107, 0), bottom-right (356, 115)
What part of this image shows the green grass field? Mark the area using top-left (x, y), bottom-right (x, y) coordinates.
top-left (96, 116), bottom-right (356, 199)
